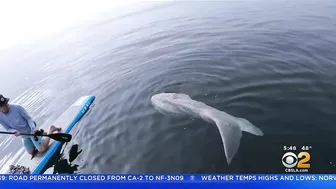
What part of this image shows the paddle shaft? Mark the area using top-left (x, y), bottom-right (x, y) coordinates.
top-left (0, 131), bottom-right (72, 142)
top-left (0, 131), bottom-right (47, 137)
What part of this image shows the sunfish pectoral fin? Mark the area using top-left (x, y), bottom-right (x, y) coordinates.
top-left (215, 119), bottom-right (242, 165)
top-left (235, 117), bottom-right (264, 136)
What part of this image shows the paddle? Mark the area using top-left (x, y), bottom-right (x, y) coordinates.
top-left (0, 131), bottom-right (72, 142)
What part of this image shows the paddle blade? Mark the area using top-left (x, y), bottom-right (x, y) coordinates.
top-left (48, 133), bottom-right (72, 142)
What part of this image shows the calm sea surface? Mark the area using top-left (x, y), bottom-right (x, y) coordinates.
top-left (0, 1), bottom-right (336, 173)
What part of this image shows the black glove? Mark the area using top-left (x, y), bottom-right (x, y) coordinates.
top-left (33, 129), bottom-right (44, 141)
top-left (34, 129), bottom-right (44, 136)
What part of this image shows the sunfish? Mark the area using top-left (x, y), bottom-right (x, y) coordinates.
top-left (151, 93), bottom-right (264, 165)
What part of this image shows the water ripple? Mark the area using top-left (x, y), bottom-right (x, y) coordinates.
top-left (1, 0), bottom-right (336, 174)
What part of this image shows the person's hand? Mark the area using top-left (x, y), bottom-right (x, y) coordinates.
top-left (14, 130), bottom-right (20, 137)
top-left (33, 129), bottom-right (44, 135)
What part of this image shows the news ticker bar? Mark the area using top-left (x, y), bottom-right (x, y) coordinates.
top-left (0, 174), bottom-right (336, 182)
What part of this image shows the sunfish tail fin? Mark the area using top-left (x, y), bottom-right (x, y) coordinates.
top-left (214, 118), bottom-right (242, 165)
top-left (235, 117), bottom-right (264, 136)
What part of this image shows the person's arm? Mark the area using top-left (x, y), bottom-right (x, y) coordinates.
top-left (0, 120), bottom-right (15, 132)
top-left (17, 105), bottom-right (36, 133)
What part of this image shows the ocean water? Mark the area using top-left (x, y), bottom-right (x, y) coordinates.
top-left (0, 0), bottom-right (336, 174)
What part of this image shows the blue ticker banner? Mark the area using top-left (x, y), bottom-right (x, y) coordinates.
top-left (0, 174), bottom-right (336, 189)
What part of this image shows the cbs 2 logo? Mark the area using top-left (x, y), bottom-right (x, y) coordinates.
top-left (282, 152), bottom-right (310, 168)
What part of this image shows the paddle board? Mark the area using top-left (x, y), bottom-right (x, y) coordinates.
top-left (7, 95), bottom-right (95, 174)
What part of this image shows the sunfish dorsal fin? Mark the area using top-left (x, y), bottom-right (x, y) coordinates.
top-left (214, 119), bottom-right (242, 165)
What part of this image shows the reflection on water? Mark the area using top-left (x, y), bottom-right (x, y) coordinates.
top-left (43, 144), bottom-right (82, 174)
